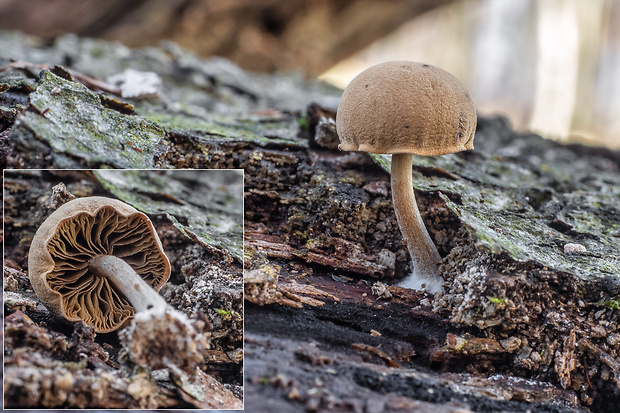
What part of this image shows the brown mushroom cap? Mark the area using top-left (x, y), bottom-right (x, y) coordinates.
top-left (336, 61), bottom-right (476, 156)
top-left (28, 196), bottom-right (171, 333)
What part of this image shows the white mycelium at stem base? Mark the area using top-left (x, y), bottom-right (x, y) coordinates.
top-left (89, 255), bottom-right (169, 313)
top-left (391, 153), bottom-right (443, 293)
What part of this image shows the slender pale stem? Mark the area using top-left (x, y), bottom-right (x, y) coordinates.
top-left (89, 255), bottom-right (168, 312)
top-left (391, 153), bottom-right (443, 292)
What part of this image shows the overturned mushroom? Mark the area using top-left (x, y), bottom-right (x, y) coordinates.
top-left (336, 61), bottom-right (476, 292)
top-left (28, 196), bottom-right (171, 332)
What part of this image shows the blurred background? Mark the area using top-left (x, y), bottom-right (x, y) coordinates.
top-left (0, 0), bottom-right (618, 148)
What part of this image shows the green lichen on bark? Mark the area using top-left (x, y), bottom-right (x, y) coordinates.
top-left (141, 110), bottom-right (304, 149)
top-left (371, 123), bottom-right (620, 286)
top-left (10, 70), bottom-right (165, 168)
top-left (1, 31), bottom-right (328, 169)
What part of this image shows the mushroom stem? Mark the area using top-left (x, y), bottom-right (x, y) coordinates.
top-left (391, 153), bottom-right (443, 292)
top-left (89, 255), bottom-right (168, 313)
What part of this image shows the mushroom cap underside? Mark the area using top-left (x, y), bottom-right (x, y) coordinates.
top-left (336, 61), bottom-right (476, 156)
top-left (28, 196), bottom-right (170, 333)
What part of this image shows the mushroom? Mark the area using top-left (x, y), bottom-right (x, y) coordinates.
top-left (28, 196), bottom-right (171, 332)
top-left (336, 61), bottom-right (476, 293)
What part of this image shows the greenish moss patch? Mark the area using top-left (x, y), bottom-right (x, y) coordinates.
top-left (371, 136), bottom-right (620, 285)
top-left (11, 70), bottom-right (164, 168)
top-left (487, 297), bottom-right (506, 305)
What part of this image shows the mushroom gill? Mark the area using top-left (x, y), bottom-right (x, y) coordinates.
top-left (44, 206), bottom-right (168, 332)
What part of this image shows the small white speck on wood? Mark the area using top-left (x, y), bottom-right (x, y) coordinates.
top-left (564, 243), bottom-right (587, 253)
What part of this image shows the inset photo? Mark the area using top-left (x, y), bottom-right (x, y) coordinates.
top-left (3, 169), bottom-right (243, 409)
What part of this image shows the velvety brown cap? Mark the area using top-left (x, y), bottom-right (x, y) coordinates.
top-left (28, 196), bottom-right (170, 333)
top-left (336, 61), bottom-right (476, 156)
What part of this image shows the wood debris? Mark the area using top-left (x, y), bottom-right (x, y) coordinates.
top-left (431, 333), bottom-right (505, 363)
top-left (351, 343), bottom-right (400, 368)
